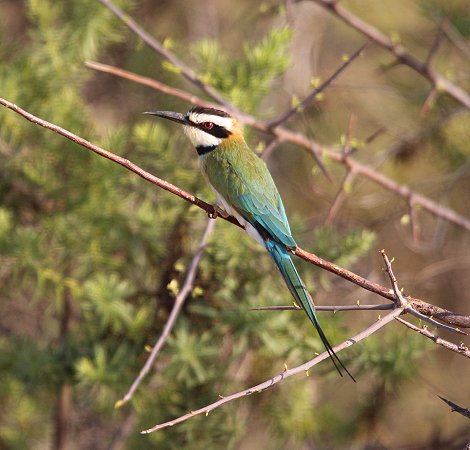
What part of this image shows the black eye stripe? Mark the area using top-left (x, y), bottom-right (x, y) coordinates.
top-left (198, 123), bottom-right (231, 139)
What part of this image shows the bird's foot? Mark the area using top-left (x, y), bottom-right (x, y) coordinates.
top-left (208, 205), bottom-right (229, 220)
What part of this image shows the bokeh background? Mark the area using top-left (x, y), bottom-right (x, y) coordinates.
top-left (1, 0), bottom-right (469, 449)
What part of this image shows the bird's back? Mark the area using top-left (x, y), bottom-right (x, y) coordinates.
top-left (200, 139), bottom-right (296, 249)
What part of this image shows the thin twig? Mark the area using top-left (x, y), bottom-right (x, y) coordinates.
top-left (117, 219), bottom-right (215, 407)
top-left (311, 0), bottom-right (470, 110)
top-left (424, 17), bottom-right (445, 67)
top-left (91, 1), bottom-right (470, 230)
top-left (396, 318), bottom-right (470, 359)
top-left (420, 86), bottom-right (439, 117)
top-left (407, 308), bottom-right (467, 336)
top-left (251, 303), bottom-right (394, 311)
top-left (141, 307), bottom-right (404, 433)
top-left (437, 395), bottom-right (470, 419)
top-left (325, 114), bottom-right (358, 223)
top-left (381, 250), bottom-right (466, 335)
top-left (0, 97), bottom-right (240, 228)
top-left (2, 97), bottom-right (469, 330)
top-left (325, 168), bottom-right (355, 224)
top-left (85, 61), bottom-right (470, 233)
top-left (381, 250), bottom-right (407, 307)
top-left (254, 302), bottom-right (467, 336)
top-left (268, 42), bottom-right (369, 128)
top-left (260, 137), bottom-right (282, 161)
top-left (85, 61), bottom-right (217, 110)
top-left (96, 0), bottom-right (234, 111)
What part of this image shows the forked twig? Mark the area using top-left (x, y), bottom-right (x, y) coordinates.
top-left (397, 318), bottom-right (470, 359)
top-left (311, 0), bottom-right (470, 109)
top-left (141, 307), bottom-right (404, 433)
top-left (251, 304), bottom-right (394, 311)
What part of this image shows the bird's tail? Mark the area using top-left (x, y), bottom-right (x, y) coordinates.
top-left (265, 240), bottom-right (355, 382)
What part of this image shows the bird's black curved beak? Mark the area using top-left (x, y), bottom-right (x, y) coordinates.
top-left (143, 110), bottom-right (191, 126)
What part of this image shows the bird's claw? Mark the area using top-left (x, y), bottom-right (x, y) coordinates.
top-left (208, 205), bottom-right (229, 220)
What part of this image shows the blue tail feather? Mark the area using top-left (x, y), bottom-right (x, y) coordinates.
top-left (265, 240), bottom-right (355, 382)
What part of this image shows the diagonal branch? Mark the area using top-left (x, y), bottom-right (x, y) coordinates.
top-left (251, 303), bottom-right (394, 312)
top-left (1, 96), bottom-right (469, 330)
top-left (397, 318), bottom-right (470, 359)
top-left (85, 61), bottom-right (217, 110)
top-left (141, 307), bottom-right (404, 433)
top-left (116, 219), bottom-right (215, 407)
top-left (93, 1), bottom-right (470, 231)
top-left (0, 98), bottom-right (240, 228)
top-left (85, 61), bottom-right (470, 233)
top-left (268, 42), bottom-right (369, 128)
top-left (96, 0), bottom-right (234, 111)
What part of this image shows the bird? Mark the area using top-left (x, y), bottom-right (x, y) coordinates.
top-left (145, 106), bottom-right (354, 381)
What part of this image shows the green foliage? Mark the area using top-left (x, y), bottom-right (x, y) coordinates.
top-left (191, 26), bottom-right (292, 112)
top-left (0, 1), bottom-right (441, 449)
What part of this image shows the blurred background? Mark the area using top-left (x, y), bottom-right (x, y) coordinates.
top-left (1, 0), bottom-right (469, 448)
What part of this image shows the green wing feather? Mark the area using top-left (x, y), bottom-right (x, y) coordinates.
top-left (201, 141), bottom-right (296, 247)
top-left (201, 141), bottom-right (355, 380)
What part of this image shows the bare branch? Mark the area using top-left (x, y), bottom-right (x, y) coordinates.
top-left (311, 0), bottom-right (470, 109)
top-left (116, 219), bottom-right (215, 407)
top-left (251, 303), bottom-right (394, 311)
top-left (141, 307), bottom-right (404, 433)
top-left (325, 168), bottom-right (355, 224)
top-left (86, 61), bottom-right (470, 233)
top-left (96, 0), bottom-right (234, 111)
top-left (437, 395), bottom-right (470, 420)
top-left (85, 61), bottom-right (217, 110)
top-left (396, 318), bottom-right (470, 359)
top-left (407, 307), bottom-right (467, 336)
top-left (381, 250), bottom-right (407, 307)
top-left (260, 137), bottom-right (282, 161)
top-left (268, 42), bottom-right (369, 128)
top-left (424, 17), bottom-right (445, 67)
top-left (2, 97), bottom-right (469, 330)
top-left (293, 246), bottom-right (470, 329)
top-left (381, 250), bottom-right (467, 335)
top-left (0, 97), bottom-right (240, 229)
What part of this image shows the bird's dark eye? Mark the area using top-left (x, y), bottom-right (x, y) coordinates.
top-left (202, 122), bottom-right (214, 130)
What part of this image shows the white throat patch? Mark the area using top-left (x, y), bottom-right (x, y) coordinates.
top-left (183, 125), bottom-right (221, 148)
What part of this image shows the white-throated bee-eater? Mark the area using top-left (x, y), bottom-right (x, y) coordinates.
top-left (146, 106), bottom-right (354, 381)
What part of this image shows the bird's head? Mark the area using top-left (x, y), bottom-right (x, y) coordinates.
top-left (145, 106), bottom-right (242, 155)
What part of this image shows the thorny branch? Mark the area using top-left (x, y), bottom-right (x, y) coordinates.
top-left (1, 97), bottom-right (469, 332)
top-left (2, 0), bottom-right (467, 438)
top-left (116, 220), bottom-right (215, 407)
top-left (85, 62), bottom-right (470, 233)
top-left (1, 99), bottom-right (468, 433)
top-left (141, 307), bottom-right (404, 433)
top-left (397, 318), bottom-right (470, 359)
top-left (437, 395), bottom-right (470, 419)
top-left (92, 0), bottom-right (470, 232)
